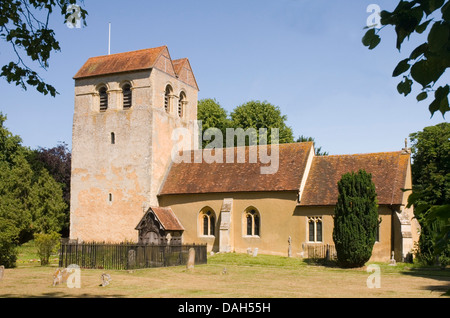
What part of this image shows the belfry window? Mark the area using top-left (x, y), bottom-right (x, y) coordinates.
top-left (178, 91), bottom-right (186, 117)
top-left (122, 84), bottom-right (132, 109)
top-left (99, 86), bottom-right (108, 111)
top-left (164, 85), bottom-right (173, 113)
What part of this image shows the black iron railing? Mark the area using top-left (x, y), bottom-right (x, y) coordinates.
top-left (58, 242), bottom-right (207, 270)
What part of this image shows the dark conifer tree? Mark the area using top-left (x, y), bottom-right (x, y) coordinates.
top-left (333, 170), bottom-right (380, 268)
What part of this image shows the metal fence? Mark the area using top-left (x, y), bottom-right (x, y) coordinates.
top-left (305, 244), bottom-right (337, 261)
top-left (58, 242), bottom-right (207, 270)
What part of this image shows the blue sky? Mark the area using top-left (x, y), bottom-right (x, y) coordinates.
top-left (1, 0), bottom-right (448, 155)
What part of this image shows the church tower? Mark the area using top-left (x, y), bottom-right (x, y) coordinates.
top-left (70, 46), bottom-right (199, 242)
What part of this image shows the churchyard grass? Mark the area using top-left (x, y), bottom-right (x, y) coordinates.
top-left (0, 243), bottom-right (448, 298)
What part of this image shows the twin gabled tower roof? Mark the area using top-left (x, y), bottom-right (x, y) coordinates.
top-left (73, 45), bottom-right (199, 90)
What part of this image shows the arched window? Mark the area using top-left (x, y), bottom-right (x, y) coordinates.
top-left (199, 209), bottom-right (216, 236)
top-left (244, 208), bottom-right (260, 237)
top-left (178, 91), bottom-right (186, 118)
top-left (308, 216), bottom-right (323, 243)
top-left (122, 84), bottom-right (132, 109)
top-left (164, 85), bottom-right (173, 113)
top-left (99, 86), bottom-right (108, 111)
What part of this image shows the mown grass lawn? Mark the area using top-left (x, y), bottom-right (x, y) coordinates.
top-left (0, 242), bottom-right (449, 298)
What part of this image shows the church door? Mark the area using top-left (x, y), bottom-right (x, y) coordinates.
top-left (142, 231), bottom-right (160, 245)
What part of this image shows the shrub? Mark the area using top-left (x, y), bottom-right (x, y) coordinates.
top-left (333, 170), bottom-right (380, 268)
top-left (0, 218), bottom-right (19, 268)
top-left (34, 232), bottom-right (61, 266)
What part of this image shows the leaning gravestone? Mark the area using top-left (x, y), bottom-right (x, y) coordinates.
top-left (186, 248), bottom-right (195, 270)
top-left (0, 266), bottom-right (4, 281)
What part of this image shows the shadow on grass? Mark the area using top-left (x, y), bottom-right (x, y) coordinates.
top-left (303, 258), bottom-right (340, 267)
top-left (398, 266), bottom-right (450, 296)
top-left (0, 292), bottom-right (127, 298)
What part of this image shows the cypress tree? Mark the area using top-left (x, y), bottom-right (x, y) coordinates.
top-left (333, 169), bottom-right (380, 268)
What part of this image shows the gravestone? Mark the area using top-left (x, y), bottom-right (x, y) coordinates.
top-left (101, 273), bottom-right (112, 287)
top-left (187, 248), bottom-right (195, 270)
top-left (389, 251), bottom-right (397, 266)
top-left (252, 248), bottom-right (258, 257)
top-left (0, 266), bottom-right (4, 281)
top-left (128, 249), bottom-right (136, 269)
top-left (247, 248), bottom-right (252, 255)
top-left (52, 268), bottom-right (69, 286)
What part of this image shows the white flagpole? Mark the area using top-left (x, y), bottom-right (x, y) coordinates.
top-left (108, 22), bottom-right (111, 55)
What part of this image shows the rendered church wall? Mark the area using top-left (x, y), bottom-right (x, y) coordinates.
top-left (159, 194), bottom-right (394, 261)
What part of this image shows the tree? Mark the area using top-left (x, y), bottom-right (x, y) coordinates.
top-left (0, 114), bottom-right (33, 264)
top-left (333, 170), bottom-right (380, 268)
top-left (296, 135), bottom-right (329, 156)
top-left (363, 0), bottom-right (450, 117)
top-left (0, 112), bottom-right (68, 265)
top-left (0, 217), bottom-right (19, 268)
top-left (28, 142), bottom-right (71, 235)
top-left (407, 122), bottom-right (450, 264)
top-left (0, 113), bottom-right (24, 164)
top-left (197, 98), bottom-right (231, 149)
top-left (29, 169), bottom-right (67, 234)
top-left (0, 0), bottom-right (87, 96)
top-left (230, 100), bottom-right (294, 145)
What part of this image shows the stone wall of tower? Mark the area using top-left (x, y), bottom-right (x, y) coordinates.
top-left (149, 68), bottom-right (198, 207)
top-left (70, 67), bottom-right (198, 243)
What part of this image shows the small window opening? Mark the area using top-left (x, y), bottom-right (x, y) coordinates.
top-left (111, 132), bottom-right (115, 144)
top-left (164, 85), bottom-right (173, 113)
top-left (99, 87), bottom-right (108, 111)
top-left (109, 193), bottom-right (113, 202)
top-left (123, 84), bottom-right (132, 109)
top-left (178, 92), bottom-right (186, 117)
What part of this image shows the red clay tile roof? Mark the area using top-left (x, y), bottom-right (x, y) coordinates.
top-left (151, 207), bottom-right (184, 231)
top-left (172, 57), bottom-right (199, 90)
top-left (172, 58), bottom-right (187, 76)
top-left (159, 142), bottom-right (314, 195)
top-left (299, 151), bottom-right (410, 206)
top-left (73, 46), bottom-right (167, 79)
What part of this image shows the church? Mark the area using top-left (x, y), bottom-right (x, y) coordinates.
top-left (69, 46), bottom-right (419, 262)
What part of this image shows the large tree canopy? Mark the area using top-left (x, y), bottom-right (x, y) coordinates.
top-left (230, 100), bottom-right (294, 145)
top-left (198, 99), bottom-right (295, 148)
top-left (197, 98), bottom-right (231, 149)
top-left (363, 0), bottom-right (450, 117)
top-left (0, 113), bottom-right (67, 266)
top-left (407, 122), bottom-right (450, 263)
top-left (0, 0), bottom-right (87, 96)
